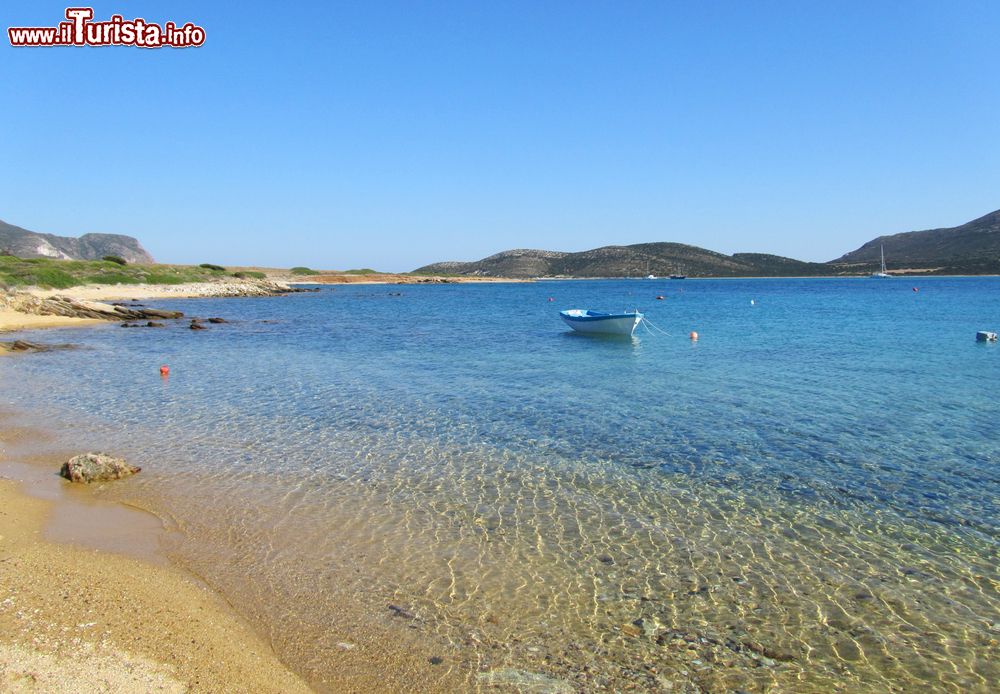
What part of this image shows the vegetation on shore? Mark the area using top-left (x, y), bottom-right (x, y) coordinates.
top-left (0, 255), bottom-right (239, 289)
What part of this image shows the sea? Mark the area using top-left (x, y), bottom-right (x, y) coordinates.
top-left (2, 277), bottom-right (998, 692)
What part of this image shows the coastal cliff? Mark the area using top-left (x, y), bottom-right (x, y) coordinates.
top-left (0, 220), bottom-right (154, 264)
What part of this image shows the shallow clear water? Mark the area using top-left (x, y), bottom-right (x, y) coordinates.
top-left (3, 278), bottom-right (999, 692)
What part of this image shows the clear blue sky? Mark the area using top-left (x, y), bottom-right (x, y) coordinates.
top-left (2, 1), bottom-right (998, 271)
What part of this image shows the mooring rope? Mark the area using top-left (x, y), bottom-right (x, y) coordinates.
top-left (640, 316), bottom-right (671, 336)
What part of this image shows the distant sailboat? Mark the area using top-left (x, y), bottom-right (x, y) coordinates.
top-left (870, 244), bottom-right (891, 278)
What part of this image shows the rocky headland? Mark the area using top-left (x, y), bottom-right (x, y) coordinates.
top-left (0, 278), bottom-right (308, 332)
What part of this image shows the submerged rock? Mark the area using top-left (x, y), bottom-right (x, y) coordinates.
top-left (1, 340), bottom-right (77, 354)
top-left (387, 604), bottom-right (415, 619)
top-left (60, 453), bottom-right (141, 483)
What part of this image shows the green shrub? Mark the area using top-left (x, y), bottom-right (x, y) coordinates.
top-left (233, 271), bottom-right (266, 279)
top-left (85, 272), bottom-right (141, 285)
top-left (143, 273), bottom-right (186, 284)
top-left (290, 266), bottom-right (318, 275)
top-left (199, 263), bottom-right (226, 271)
top-left (344, 268), bottom-right (376, 275)
top-left (102, 255), bottom-right (127, 265)
top-left (19, 267), bottom-right (79, 288)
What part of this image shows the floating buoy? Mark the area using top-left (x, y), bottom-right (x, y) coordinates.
top-left (656, 295), bottom-right (665, 300)
top-left (689, 331), bottom-right (699, 341)
top-left (750, 299), bottom-right (755, 306)
top-left (912, 287), bottom-right (919, 292)
top-left (548, 297), bottom-right (554, 302)
top-left (159, 365), bottom-right (170, 377)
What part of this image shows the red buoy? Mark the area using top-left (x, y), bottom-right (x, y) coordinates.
top-left (159, 365), bottom-right (170, 377)
top-left (689, 331), bottom-right (699, 341)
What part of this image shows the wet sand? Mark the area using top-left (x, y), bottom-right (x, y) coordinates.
top-left (0, 413), bottom-right (316, 694)
top-left (0, 477), bottom-right (315, 692)
top-left (0, 413), bottom-right (472, 693)
top-left (0, 309), bottom-right (102, 334)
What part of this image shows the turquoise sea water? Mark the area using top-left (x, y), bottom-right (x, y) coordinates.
top-left (2, 278), bottom-right (998, 692)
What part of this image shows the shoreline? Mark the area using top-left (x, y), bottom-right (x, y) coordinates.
top-left (1, 271), bottom-right (989, 335)
top-left (0, 422), bottom-right (314, 693)
top-left (0, 310), bottom-right (104, 334)
top-left (1, 282), bottom-right (996, 691)
top-left (0, 408), bottom-right (472, 693)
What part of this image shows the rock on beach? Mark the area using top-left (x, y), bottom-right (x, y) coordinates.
top-left (60, 453), bottom-right (141, 483)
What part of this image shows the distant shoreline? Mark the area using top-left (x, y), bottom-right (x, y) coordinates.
top-left (503, 273), bottom-right (1000, 281)
top-left (3, 272), bottom-right (997, 335)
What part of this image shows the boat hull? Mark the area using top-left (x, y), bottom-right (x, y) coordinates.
top-left (560, 310), bottom-right (642, 336)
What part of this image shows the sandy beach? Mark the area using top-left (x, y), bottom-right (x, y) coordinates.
top-left (0, 274), bottom-right (524, 334)
top-left (0, 281), bottom-right (480, 692)
top-left (0, 458), bottom-right (313, 693)
top-left (23, 280), bottom-right (296, 302)
top-left (0, 310), bottom-right (103, 334)
top-left (0, 400), bottom-right (473, 693)
top-left (0, 280), bottom-right (295, 333)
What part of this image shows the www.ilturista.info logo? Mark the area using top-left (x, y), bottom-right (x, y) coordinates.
top-left (8, 7), bottom-right (205, 48)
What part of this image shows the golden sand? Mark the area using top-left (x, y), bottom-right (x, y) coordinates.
top-left (0, 310), bottom-right (102, 334)
top-left (0, 475), bottom-right (314, 693)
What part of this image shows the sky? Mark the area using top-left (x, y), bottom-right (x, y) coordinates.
top-left (2, 1), bottom-right (998, 271)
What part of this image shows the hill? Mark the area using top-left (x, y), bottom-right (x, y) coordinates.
top-left (833, 209), bottom-right (1000, 274)
top-left (415, 243), bottom-right (830, 278)
top-left (417, 208), bottom-right (1000, 278)
top-left (0, 219), bottom-right (154, 263)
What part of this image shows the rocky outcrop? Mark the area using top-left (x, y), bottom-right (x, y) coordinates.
top-left (1, 291), bottom-right (184, 322)
top-left (60, 453), bottom-right (140, 483)
top-left (0, 219), bottom-right (154, 263)
top-left (0, 340), bottom-right (77, 354)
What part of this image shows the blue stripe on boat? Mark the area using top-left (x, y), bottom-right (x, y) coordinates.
top-left (560, 310), bottom-right (643, 321)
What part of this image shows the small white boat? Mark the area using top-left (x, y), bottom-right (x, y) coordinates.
top-left (871, 244), bottom-right (891, 278)
top-left (560, 309), bottom-right (643, 336)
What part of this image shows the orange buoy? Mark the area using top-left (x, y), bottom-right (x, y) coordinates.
top-left (159, 365), bottom-right (170, 377)
top-left (689, 331), bottom-right (699, 340)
